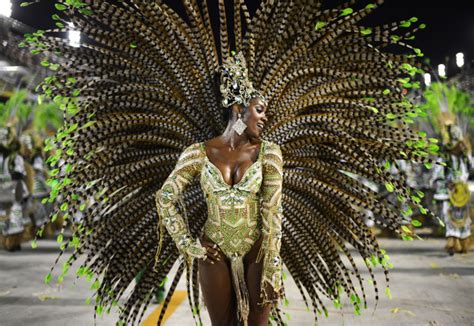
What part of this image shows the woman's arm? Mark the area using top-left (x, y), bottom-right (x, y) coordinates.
top-left (155, 143), bottom-right (207, 265)
top-left (257, 141), bottom-right (284, 304)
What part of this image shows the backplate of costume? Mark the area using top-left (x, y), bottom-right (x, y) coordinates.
top-left (33, 1), bottom-right (438, 324)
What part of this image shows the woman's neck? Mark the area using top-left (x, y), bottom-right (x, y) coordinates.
top-left (221, 122), bottom-right (254, 151)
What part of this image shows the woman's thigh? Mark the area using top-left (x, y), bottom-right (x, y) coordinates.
top-left (244, 237), bottom-right (272, 326)
top-left (199, 247), bottom-right (238, 325)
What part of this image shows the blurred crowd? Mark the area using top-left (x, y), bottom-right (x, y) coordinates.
top-left (363, 116), bottom-right (473, 255)
top-left (0, 90), bottom-right (62, 251)
top-left (0, 125), bottom-right (57, 251)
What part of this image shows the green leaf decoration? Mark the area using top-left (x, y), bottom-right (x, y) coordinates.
top-left (314, 21), bottom-right (326, 30)
top-left (31, 239), bottom-right (38, 249)
top-left (159, 276), bottom-right (168, 287)
top-left (130, 43), bottom-right (137, 48)
top-left (65, 164), bottom-right (73, 173)
top-left (390, 35), bottom-right (400, 42)
top-left (81, 120), bottom-right (97, 129)
top-left (401, 234), bottom-right (413, 241)
top-left (385, 182), bottom-right (395, 192)
top-left (370, 255), bottom-right (379, 267)
top-left (350, 293), bottom-right (361, 304)
top-left (20, 2), bottom-right (32, 7)
top-left (383, 89), bottom-right (391, 95)
top-left (360, 28), bottom-right (372, 36)
top-left (401, 225), bottom-right (411, 234)
top-left (340, 8), bottom-right (353, 16)
top-left (400, 20), bottom-right (411, 28)
top-left (79, 8), bottom-right (93, 15)
top-left (57, 234), bottom-right (63, 244)
top-left (368, 106), bottom-right (378, 113)
top-left (436, 216), bottom-right (445, 227)
top-left (52, 14), bottom-right (60, 20)
top-left (411, 219), bottom-right (422, 227)
top-left (36, 227), bottom-right (44, 237)
top-left (44, 273), bottom-right (52, 284)
top-left (385, 287), bottom-right (392, 299)
top-left (410, 195), bottom-right (421, 204)
top-left (76, 266), bottom-right (86, 277)
top-left (50, 168), bottom-right (59, 176)
top-left (55, 3), bottom-right (67, 11)
top-left (428, 144), bottom-right (439, 153)
top-left (91, 279), bottom-right (100, 290)
top-left (419, 23), bottom-right (427, 29)
top-left (62, 262), bottom-right (70, 274)
top-left (413, 48), bottom-right (423, 57)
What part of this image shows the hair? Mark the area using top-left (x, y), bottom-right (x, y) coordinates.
top-left (222, 105), bottom-right (248, 122)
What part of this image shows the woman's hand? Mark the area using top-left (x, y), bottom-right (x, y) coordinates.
top-left (200, 239), bottom-right (221, 264)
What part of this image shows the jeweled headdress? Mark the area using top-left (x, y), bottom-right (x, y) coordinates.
top-left (219, 52), bottom-right (266, 108)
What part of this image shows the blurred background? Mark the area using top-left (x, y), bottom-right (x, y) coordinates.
top-left (0, 0), bottom-right (473, 325)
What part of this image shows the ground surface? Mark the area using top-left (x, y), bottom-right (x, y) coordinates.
top-left (1, 238), bottom-right (473, 326)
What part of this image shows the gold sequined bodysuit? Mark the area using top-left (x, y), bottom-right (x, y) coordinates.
top-left (200, 141), bottom-right (263, 257)
top-left (155, 140), bottom-right (284, 323)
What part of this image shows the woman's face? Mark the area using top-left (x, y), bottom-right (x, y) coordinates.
top-left (243, 97), bottom-right (268, 138)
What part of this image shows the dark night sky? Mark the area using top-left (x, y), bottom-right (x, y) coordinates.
top-left (9, 0), bottom-right (474, 74)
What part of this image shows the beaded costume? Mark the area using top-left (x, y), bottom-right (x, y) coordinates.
top-left (156, 140), bottom-right (283, 320)
top-left (32, 0), bottom-right (439, 325)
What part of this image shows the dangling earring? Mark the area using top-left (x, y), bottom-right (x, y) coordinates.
top-left (232, 113), bottom-right (247, 135)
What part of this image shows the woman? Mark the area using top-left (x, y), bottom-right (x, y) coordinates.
top-left (32, 1), bottom-right (436, 325)
top-left (155, 54), bottom-right (282, 325)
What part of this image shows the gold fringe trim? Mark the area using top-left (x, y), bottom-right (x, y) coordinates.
top-left (231, 255), bottom-right (250, 326)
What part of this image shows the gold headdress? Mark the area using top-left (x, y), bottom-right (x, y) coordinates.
top-left (219, 52), bottom-right (266, 108)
